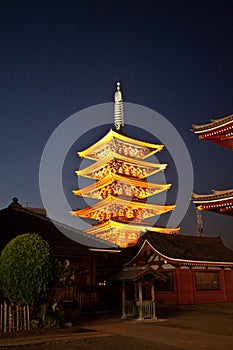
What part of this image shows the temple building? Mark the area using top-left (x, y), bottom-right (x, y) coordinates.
top-left (191, 113), bottom-right (233, 151)
top-left (0, 197), bottom-right (114, 310)
top-left (191, 113), bottom-right (233, 221)
top-left (71, 83), bottom-right (179, 247)
top-left (108, 231), bottom-right (233, 319)
top-left (192, 189), bottom-right (233, 217)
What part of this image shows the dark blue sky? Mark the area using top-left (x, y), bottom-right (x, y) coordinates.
top-left (1, 1), bottom-right (232, 246)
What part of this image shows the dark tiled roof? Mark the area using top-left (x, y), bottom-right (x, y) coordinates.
top-left (192, 189), bottom-right (233, 202)
top-left (110, 266), bottom-right (167, 281)
top-left (2, 198), bottom-right (117, 250)
top-left (140, 232), bottom-right (233, 263)
top-left (0, 207), bottom-right (99, 257)
top-left (191, 114), bottom-right (233, 132)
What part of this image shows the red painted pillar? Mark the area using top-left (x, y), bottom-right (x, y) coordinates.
top-left (176, 268), bottom-right (182, 304)
top-left (190, 268), bottom-right (195, 304)
top-left (221, 269), bottom-right (227, 302)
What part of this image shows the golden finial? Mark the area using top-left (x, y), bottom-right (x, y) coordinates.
top-left (114, 81), bottom-right (124, 130)
top-left (114, 82), bottom-right (122, 103)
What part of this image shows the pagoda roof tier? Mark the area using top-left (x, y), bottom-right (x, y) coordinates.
top-left (78, 129), bottom-right (164, 161)
top-left (88, 225), bottom-right (140, 247)
top-left (192, 189), bottom-right (233, 217)
top-left (76, 153), bottom-right (167, 180)
top-left (191, 114), bottom-right (233, 150)
top-left (73, 174), bottom-right (171, 200)
top-left (84, 220), bottom-right (179, 247)
top-left (70, 195), bottom-right (175, 221)
top-left (85, 220), bottom-right (179, 235)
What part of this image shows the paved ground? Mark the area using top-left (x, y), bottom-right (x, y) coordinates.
top-left (1, 303), bottom-right (233, 349)
top-left (83, 318), bottom-right (233, 350)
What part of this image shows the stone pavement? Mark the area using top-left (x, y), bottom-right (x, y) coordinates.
top-left (0, 331), bottom-right (113, 348)
top-left (1, 316), bottom-right (233, 349)
top-left (83, 318), bottom-right (233, 350)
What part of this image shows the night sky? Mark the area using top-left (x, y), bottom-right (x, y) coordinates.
top-left (1, 1), bottom-right (232, 246)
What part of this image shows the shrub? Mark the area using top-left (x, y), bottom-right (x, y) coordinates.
top-left (0, 233), bottom-right (53, 305)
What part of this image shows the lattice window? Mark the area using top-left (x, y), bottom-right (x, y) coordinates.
top-left (195, 271), bottom-right (220, 290)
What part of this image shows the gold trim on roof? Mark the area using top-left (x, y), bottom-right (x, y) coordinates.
top-left (70, 195), bottom-right (175, 221)
top-left (75, 152), bottom-right (167, 179)
top-left (78, 129), bottom-right (164, 160)
top-left (85, 219), bottom-right (179, 235)
top-left (73, 174), bottom-right (171, 200)
top-left (84, 220), bottom-right (179, 247)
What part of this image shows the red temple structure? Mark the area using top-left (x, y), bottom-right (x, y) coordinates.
top-left (191, 113), bottom-right (233, 220)
top-left (191, 113), bottom-right (233, 150)
top-left (106, 231), bottom-right (233, 319)
top-left (71, 83), bottom-right (179, 247)
top-left (192, 189), bottom-right (233, 217)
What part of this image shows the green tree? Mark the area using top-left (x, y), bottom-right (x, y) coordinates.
top-left (0, 233), bottom-right (53, 305)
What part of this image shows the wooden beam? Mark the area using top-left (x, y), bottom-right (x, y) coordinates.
top-left (122, 281), bottom-right (126, 319)
top-left (138, 280), bottom-right (143, 320)
top-left (151, 283), bottom-right (157, 320)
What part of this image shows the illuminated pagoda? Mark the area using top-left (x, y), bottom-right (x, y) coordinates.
top-left (191, 113), bottom-right (233, 151)
top-left (71, 83), bottom-right (179, 247)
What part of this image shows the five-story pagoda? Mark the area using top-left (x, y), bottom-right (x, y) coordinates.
top-left (71, 83), bottom-right (179, 247)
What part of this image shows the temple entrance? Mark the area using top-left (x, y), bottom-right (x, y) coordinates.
top-left (122, 280), bottom-right (156, 320)
top-left (111, 267), bottom-right (167, 320)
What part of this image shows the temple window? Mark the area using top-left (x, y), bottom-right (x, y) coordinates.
top-left (195, 271), bottom-right (220, 290)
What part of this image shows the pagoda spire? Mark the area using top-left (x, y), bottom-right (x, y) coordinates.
top-left (114, 82), bottom-right (124, 130)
